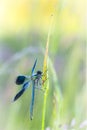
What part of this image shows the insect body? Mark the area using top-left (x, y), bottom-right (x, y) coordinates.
top-left (13, 59), bottom-right (43, 120)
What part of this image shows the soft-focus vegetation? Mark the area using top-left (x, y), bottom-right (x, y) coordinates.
top-left (0, 0), bottom-right (86, 130)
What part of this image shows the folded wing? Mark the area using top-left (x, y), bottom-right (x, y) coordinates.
top-left (13, 81), bottom-right (30, 101)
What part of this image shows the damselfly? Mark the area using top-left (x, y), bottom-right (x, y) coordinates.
top-left (13, 59), bottom-right (44, 120)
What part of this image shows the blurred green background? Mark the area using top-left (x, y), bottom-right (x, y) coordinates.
top-left (0, 0), bottom-right (86, 130)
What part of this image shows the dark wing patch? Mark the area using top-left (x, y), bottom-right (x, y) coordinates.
top-left (13, 88), bottom-right (25, 101)
top-left (15, 75), bottom-right (26, 85)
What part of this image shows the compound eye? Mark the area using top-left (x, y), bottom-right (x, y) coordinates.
top-left (15, 75), bottom-right (26, 85)
top-left (37, 71), bottom-right (42, 75)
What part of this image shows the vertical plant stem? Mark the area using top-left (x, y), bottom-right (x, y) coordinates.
top-left (41, 14), bottom-right (53, 130)
top-left (41, 89), bottom-right (48, 130)
top-left (43, 14), bottom-right (53, 73)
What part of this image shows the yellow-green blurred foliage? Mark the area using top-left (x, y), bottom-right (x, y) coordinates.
top-left (0, 0), bottom-right (85, 35)
top-left (0, 0), bottom-right (86, 130)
